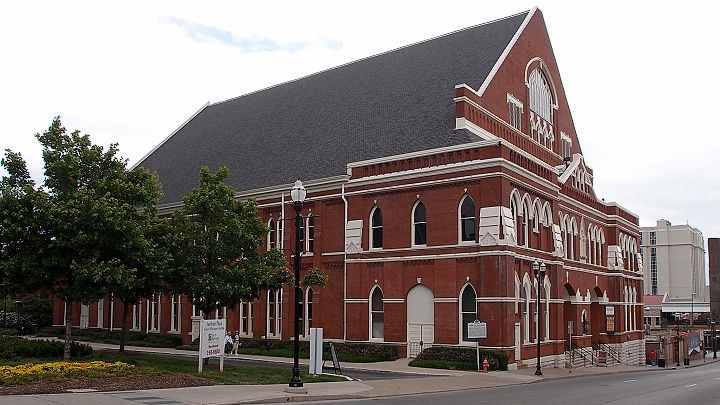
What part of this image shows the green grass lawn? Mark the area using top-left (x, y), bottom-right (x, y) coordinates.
top-left (0, 351), bottom-right (346, 386)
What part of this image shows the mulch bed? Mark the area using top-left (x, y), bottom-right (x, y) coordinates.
top-left (0, 373), bottom-right (215, 396)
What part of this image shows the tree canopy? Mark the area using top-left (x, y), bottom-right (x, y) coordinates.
top-left (0, 117), bottom-right (165, 359)
top-left (169, 166), bottom-right (286, 317)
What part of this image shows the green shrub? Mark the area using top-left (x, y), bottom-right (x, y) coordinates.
top-left (0, 336), bottom-right (93, 359)
top-left (410, 346), bottom-right (508, 371)
top-left (35, 327), bottom-right (182, 348)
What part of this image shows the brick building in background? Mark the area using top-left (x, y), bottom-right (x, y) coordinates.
top-left (54, 7), bottom-right (644, 367)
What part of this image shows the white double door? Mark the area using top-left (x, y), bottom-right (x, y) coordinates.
top-left (407, 284), bottom-right (434, 345)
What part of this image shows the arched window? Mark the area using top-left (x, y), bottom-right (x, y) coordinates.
top-left (371, 287), bottom-right (384, 339)
top-left (461, 285), bottom-right (477, 342)
top-left (268, 218), bottom-right (276, 250)
top-left (412, 201), bottom-right (427, 246)
top-left (306, 214), bottom-right (314, 252)
top-left (459, 196), bottom-right (476, 243)
top-left (370, 207), bottom-right (383, 249)
top-left (529, 68), bottom-right (553, 123)
top-left (521, 204), bottom-right (529, 247)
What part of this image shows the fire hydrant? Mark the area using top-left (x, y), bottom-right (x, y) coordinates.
top-left (482, 358), bottom-right (489, 373)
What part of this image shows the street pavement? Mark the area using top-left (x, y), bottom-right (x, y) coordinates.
top-left (1, 341), bottom-right (711, 405)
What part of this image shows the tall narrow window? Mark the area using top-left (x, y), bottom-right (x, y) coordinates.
top-left (268, 218), bottom-right (276, 250)
top-left (239, 301), bottom-right (253, 336)
top-left (150, 294), bottom-right (160, 331)
top-left (132, 303), bottom-right (141, 331)
top-left (459, 196), bottom-right (476, 242)
top-left (298, 291), bottom-right (305, 337)
top-left (507, 94), bottom-right (523, 131)
top-left (371, 287), bottom-right (384, 339)
top-left (299, 216), bottom-right (305, 253)
top-left (370, 207), bottom-right (383, 249)
top-left (304, 288), bottom-right (313, 337)
top-left (461, 285), bottom-right (477, 342)
top-left (267, 289), bottom-right (282, 338)
top-left (170, 295), bottom-right (181, 333)
top-left (306, 215), bottom-right (314, 252)
top-left (561, 132), bottom-right (572, 161)
top-left (412, 201), bottom-right (427, 246)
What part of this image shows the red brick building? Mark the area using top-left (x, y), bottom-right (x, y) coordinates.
top-left (54, 7), bottom-right (644, 367)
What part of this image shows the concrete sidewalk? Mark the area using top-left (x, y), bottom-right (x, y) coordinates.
top-left (1, 340), bottom-right (711, 405)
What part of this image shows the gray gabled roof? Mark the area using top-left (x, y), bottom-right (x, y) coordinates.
top-left (138, 11), bottom-right (530, 205)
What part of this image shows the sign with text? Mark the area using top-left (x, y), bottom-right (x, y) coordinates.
top-left (200, 318), bottom-right (226, 359)
top-left (467, 321), bottom-right (487, 339)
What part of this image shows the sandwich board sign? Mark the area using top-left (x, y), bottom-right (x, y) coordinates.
top-left (198, 318), bottom-right (226, 373)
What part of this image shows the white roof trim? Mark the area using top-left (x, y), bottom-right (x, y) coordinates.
top-left (477, 7), bottom-right (537, 97)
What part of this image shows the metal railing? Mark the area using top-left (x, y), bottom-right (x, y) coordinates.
top-left (596, 342), bottom-right (622, 364)
top-left (564, 341), bottom-right (596, 367)
top-left (408, 341), bottom-right (433, 358)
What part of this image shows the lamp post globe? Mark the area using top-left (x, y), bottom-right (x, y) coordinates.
top-left (289, 179), bottom-right (306, 389)
top-left (533, 261), bottom-right (546, 376)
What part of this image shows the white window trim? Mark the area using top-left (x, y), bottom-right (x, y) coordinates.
top-left (369, 285), bottom-right (384, 342)
top-left (458, 283), bottom-right (478, 346)
top-left (369, 206), bottom-right (383, 250)
top-left (411, 200), bottom-right (427, 247)
top-left (239, 301), bottom-right (253, 337)
top-left (458, 195), bottom-right (476, 245)
top-left (170, 294), bottom-right (181, 333)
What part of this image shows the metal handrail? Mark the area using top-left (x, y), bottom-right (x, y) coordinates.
top-left (596, 342), bottom-right (622, 364)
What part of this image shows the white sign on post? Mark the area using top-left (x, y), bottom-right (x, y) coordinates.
top-left (467, 321), bottom-right (487, 339)
top-left (198, 318), bottom-right (226, 373)
top-left (468, 320), bottom-right (487, 371)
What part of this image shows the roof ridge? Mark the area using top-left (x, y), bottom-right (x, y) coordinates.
top-left (210, 10), bottom-right (531, 107)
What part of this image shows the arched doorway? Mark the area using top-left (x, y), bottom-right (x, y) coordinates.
top-left (407, 284), bottom-right (434, 357)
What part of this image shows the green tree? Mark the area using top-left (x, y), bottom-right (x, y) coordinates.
top-left (1, 118), bottom-right (164, 359)
top-left (169, 166), bottom-right (286, 318)
top-left (0, 150), bottom-right (47, 303)
top-left (103, 197), bottom-right (174, 353)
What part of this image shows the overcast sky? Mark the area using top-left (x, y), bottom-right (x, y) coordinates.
top-left (2, 1), bottom-right (719, 252)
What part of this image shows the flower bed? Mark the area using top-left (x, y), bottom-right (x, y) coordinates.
top-left (0, 361), bottom-right (135, 384)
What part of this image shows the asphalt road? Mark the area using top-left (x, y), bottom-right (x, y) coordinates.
top-left (309, 363), bottom-right (720, 405)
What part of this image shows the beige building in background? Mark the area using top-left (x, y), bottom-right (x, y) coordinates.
top-left (640, 219), bottom-right (707, 302)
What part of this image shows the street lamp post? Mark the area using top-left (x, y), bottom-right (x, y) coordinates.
top-left (713, 321), bottom-right (717, 359)
top-left (676, 316), bottom-right (681, 367)
top-left (14, 300), bottom-right (23, 335)
top-left (289, 179), bottom-right (306, 389)
top-left (533, 260), bottom-right (547, 376)
top-left (690, 292), bottom-right (695, 328)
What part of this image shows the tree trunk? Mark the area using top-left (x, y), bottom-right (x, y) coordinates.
top-left (64, 297), bottom-right (72, 360)
top-left (120, 302), bottom-right (130, 353)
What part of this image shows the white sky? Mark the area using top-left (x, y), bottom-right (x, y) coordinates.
top-left (2, 1), bottom-right (719, 250)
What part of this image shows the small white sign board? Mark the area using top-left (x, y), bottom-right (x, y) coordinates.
top-left (468, 321), bottom-right (487, 339)
top-left (198, 318), bottom-right (226, 373)
top-left (309, 328), bottom-right (324, 375)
